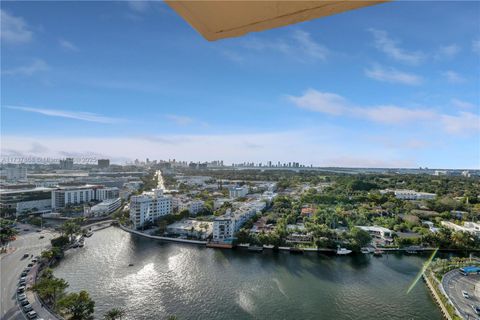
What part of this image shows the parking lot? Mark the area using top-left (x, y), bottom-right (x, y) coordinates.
top-left (442, 269), bottom-right (480, 320)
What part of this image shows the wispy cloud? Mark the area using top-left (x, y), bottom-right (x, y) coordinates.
top-left (451, 99), bottom-right (475, 110)
top-left (442, 70), bottom-right (466, 84)
top-left (473, 39), bottom-right (480, 54)
top-left (2, 59), bottom-right (49, 76)
top-left (238, 30), bottom-right (328, 62)
top-left (368, 28), bottom-right (424, 65)
top-left (434, 44), bottom-right (461, 60)
top-left (288, 89), bottom-right (479, 135)
top-left (59, 39), bottom-right (78, 51)
top-left (127, 1), bottom-right (149, 12)
top-left (4, 105), bottom-right (124, 123)
top-left (165, 114), bottom-right (208, 127)
top-left (365, 64), bottom-right (423, 85)
top-left (0, 9), bottom-right (32, 44)
top-left (165, 114), bottom-right (194, 126)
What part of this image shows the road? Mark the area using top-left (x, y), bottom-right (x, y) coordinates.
top-left (156, 170), bottom-right (165, 190)
top-left (442, 269), bottom-right (480, 320)
top-left (1, 224), bottom-right (57, 320)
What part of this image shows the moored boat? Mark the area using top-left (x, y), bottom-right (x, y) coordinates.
top-left (373, 249), bottom-right (384, 256)
top-left (336, 247), bottom-right (352, 255)
top-left (248, 245), bottom-right (263, 252)
top-left (361, 247), bottom-right (374, 254)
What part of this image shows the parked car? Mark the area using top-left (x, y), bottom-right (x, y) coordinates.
top-left (20, 300), bottom-right (30, 306)
top-left (17, 286), bottom-right (25, 293)
top-left (23, 254), bottom-right (30, 259)
top-left (32, 258), bottom-right (38, 263)
top-left (27, 263), bottom-right (34, 267)
top-left (21, 271), bottom-right (28, 277)
top-left (27, 311), bottom-right (38, 319)
top-left (17, 294), bottom-right (27, 301)
top-left (23, 229), bottom-right (29, 231)
top-left (19, 280), bottom-right (26, 286)
top-left (23, 304), bottom-right (33, 312)
top-left (39, 236), bottom-right (44, 239)
top-left (473, 305), bottom-right (480, 315)
top-left (462, 291), bottom-right (470, 299)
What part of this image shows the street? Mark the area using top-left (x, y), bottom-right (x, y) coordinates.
top-left (442, 269), bottom-right (480, 320)
top-left (1, 224), bottom-right (57, 320)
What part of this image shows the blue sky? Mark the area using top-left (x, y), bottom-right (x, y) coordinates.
top-left (1, 1), bottom-right (479, 168)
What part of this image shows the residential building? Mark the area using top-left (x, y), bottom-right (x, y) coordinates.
top-left (178, 199), bottom-right (204, 215)
top-left (380, 189), bottom-right (436, 200)
top-left (286, 233), bottom-right (313, 244)
top-left (87, 198), bottom-right (121, 217)
top-left (0, 167), bottom-right (27, 181)
top-left (59, 158), bottom-right (74, 170)
top-left (441, 221), bottom-right (480, 237)
top-left (97, 159), bottom-right (110, 168)
top-left (212, 200), bottom-right (266, 242)
top-left (51, 186), bottom-right (96, 209)
top-left (357, 226), bottom-right (394, 245)
top-left (96, 187), bottom-right (120, 201)
top-left (229, 186), bottom-right (249, 198)
top-left (166, 219), bottom-right (213, 239)
top-left (0, 187), bottom-right (53, 216)
top-left (129, 189), bottom-right (172, 228)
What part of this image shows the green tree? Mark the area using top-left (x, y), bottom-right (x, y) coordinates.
top-left (58, 290), bottom-right (95, 320)
top-left (103, 308), bottom-right (126, 320)
top-left (32, 276), bottom-right (69, 309)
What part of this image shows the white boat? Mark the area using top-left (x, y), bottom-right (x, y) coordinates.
top-left (361, 247), bottom-right (374, 254)
top-left (336, 248), bottom-right (352, 255)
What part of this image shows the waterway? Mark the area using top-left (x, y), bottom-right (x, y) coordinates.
top-left (54, 227), bottom-right (444, 320)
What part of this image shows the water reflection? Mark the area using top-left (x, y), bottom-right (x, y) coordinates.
top-left (54, 227), bottom-right (444, 320)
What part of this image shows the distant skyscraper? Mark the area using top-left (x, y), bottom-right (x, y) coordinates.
top-left (97, 159), bottom-right (110, 168)
top-left (59, 158), bottom-right (74, 170)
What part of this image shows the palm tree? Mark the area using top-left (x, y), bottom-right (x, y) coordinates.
top-left (103, 308), bottom-right (125, 320)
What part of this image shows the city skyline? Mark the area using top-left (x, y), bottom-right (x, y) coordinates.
top-left (1, 1), bottom-right (479, 169)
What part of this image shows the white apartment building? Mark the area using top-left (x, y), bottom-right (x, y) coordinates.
top-left (212, 200), bottom-right (266, 243)
top-left (229, 186), bottom-right (249, 198)
top-left (380, 189), bottom-right (436, 200)
top-left (51, 186), bottom-right (96, 209)
top-left (130, 189), bottom-right (172, 229)
top-left (441, 221), bottom-right (480, 237)
top-left (96, 187), bottom-right (120, 201)
top-left (88, 198), bottom-right (122, 217)
top-left (178, 199), bottom-right (204, 215)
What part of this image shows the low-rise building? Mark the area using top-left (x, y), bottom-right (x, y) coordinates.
top-left (166, 219), bottom-right (213, 239)
top-left (229, 186), bottom-right (249, 198)
top-left (380, 189), bottom-right (436, 200)
top-left (357, 226), bottom-right (394, 245)
top-left (0, 167), bottom-right (27, 181)
top-left (87, 198), bottom-right (122, 217)
top-left (441, 221), bottom-right (480, 237)
top-left (96, 187), bottom-right (119, 201)
top-left (286, 232), bottom-right (313, 244)
top-left (51, 185), bottom-right (97, 209)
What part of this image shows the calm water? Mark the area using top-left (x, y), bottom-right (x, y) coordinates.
top-left (54, 227), bottom-right (443, 320)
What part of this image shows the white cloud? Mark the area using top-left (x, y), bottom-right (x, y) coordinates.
top-left (365, 65), bottom-right (423, 85)
top-left (0, 9), bottom-right (32, 44)
top-left (127, 1), bottom-right (149, 12)
top-left (368, 28), bottom-right (424, 65)
top-left (473, 39), bottom-right (480, 54)
top-left (434, 44), bottom-right (461, 60)
top-left (4, 105), bottom-right (124, 124)
top-left (441, 112), bottom-right (480, 135)
top-left (442, 70), bottom-right (466, 84)
top-left (165, 114), bottom-right (194, 126)
top-left (240, 30), bottom-right (328, 62)
top-left (59, 39), bottom-right (78, 51)
top-left (290, 30), bottom-right (329, 61)
top-left (0, 132), bottom-right (418, 168)
top-left (451, 99), bottom-right (475, 110)
top-left (2, 59), bottom-right (48, 76)
top-left (287, 90), bottom-right (349, 115)
top-left (288, 89), bottom-right (479, 136)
